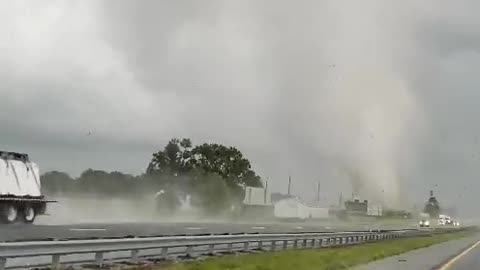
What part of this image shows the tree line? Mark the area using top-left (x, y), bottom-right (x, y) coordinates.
top-left (41, 138), bottom-right (263, 214)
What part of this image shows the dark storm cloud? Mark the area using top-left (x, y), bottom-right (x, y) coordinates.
top-left (1, 0), bottom-right (480, 215)
top-left (97, 0), bottom-right (424, 206)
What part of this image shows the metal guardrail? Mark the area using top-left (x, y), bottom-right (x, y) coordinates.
top-left (0, 227), bottom-right (468, 270)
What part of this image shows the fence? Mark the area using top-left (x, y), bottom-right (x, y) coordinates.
top-left (0, 227), bottom-right (468, 269)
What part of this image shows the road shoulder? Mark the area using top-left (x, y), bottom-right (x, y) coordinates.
top-left (352, 233), bottom-right (480, 270)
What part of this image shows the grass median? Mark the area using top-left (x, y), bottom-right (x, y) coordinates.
top-left (159, 230), bottom-right (474, 270)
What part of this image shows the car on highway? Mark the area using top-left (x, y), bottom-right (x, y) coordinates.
top-left (419, 219), bottom-right (430, 227)
top-left (438, 214), bottom-right (453, 226)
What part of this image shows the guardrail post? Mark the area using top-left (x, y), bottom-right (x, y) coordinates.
top-left (51, 255), bottom-right (60, 270)
top-left (161, 247), bottom-right (168, 259)
top-left (131, 250), bottom-right (139, 263)
top-left (293, 240), bottom-right (298, 248)
top-left (243, 242), bottom-right (250, 251)
top-left (209, 244), bottom-right (215, 254)
top-left (302, 239), bottom-right (308, 247)
top-left (283, 240), bottom-right (288, 250)
top-left (186, 246), bottom-right (194, 257)
top-left (318, 238), bottom-right (323, 247)
top-left (0, 258), bottom-right (6, 270)
top-left (95, 252), bottom-right (104, 266)
top-left (227, 243), bottom-right (233, 252)
top-left (310, 239), bottom-right (316, 247)
top-left (271, 241), bottom-right (276, 251)
top-left (258, 241), bottom-right (263, 250)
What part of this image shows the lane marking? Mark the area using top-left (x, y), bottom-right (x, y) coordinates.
top-left (324, 226), bottom-right (332, 229)
top-left (251, 226), bottom-right (266, 230)
top-left (186, 227), bottom-right (204, 230)
top-left (438, 239), bottom-right (480, 270)
top-left (69, 228), bottom-right (107, 231)
top-left (294, 226), bottom-right (304, 229)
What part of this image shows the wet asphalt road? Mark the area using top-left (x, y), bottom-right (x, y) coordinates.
top-left (0, 221), bottom-right (417, 242)
top-left (351, 231), bottom-right (480, 270)
top-left (444, 240), bottom-right (480, 270)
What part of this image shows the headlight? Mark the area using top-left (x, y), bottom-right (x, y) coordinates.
top-left (425, 221), bottom-right (430, 225)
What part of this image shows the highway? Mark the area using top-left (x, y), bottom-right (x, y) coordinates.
top-left (438, 240), bottom-right (480, 270)
top-left (0, 221), bottom-right (417, 242)
top-left (0, 197), bottom-right (416, 243)
top-left (353, 231), bottom-right (480, 270)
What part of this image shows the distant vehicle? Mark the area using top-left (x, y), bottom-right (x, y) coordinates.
top-left (438, 214), bottom-right (453, 226)
top-left (419, 219), bottom-right (430, 227)
top-left (0, 151), bottom-right (54, 223)
top-left (453, 220), bottom-right (461, 227)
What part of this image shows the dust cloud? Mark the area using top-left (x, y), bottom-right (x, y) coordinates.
top-left (36, 194), bottom-right (224, 225)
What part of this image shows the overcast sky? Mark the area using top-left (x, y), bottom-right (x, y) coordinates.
top-left (2, 0), bottom-right (480, 216)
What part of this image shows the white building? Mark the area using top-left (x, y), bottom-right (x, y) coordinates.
top-left (274, 197), bottom-right (329, 220)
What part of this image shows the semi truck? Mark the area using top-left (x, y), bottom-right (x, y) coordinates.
top-left (0, 151), bottom-right (53, 223)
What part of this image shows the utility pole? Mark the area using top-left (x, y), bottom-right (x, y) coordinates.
top-left (339, 192), bottom-right (343, 208)
top-left (264, 178), bottom-right (268, 205)
top-left (287, 176), bottom-right (292, 196)
top-left (316, 181), bottom-right (321, 201)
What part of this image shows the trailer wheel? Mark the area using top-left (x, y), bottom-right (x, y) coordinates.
top-left (0, 205), bottom-right (18, 224)
top-left (23, 205), bottom-right (36, 224)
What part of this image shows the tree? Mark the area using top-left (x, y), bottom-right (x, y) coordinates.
top-left (147, 138), bottom-right (193, 175)
top-left (189, 143), bottom-right (262, 187)
top-left (146, 138), bottom-right (263, 213)
top-left (76, 169), bottom-right (136, 195)
top-left (40, 171), bottom-right (74, 195)
top-left (189, 172), bottom-right (235, 214)
top-left (147, 138), bottom-right (262, 187)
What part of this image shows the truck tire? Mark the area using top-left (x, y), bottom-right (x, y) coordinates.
top-left (23, 205), bottom-right (36, 224)
top-left (0, 204), bottom-right (18, 224)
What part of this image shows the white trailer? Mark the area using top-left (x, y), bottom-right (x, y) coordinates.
top-left (274, 198), bottom-right (329, 220)
top-left (274, 198), bottom-right (310, 220)
top-left (0, 151), bottom-right (53, 223)
top-left (243, 186), bottom-right (271, 206)
top-left (367, 203), bottom-right (383, 217)
top-left (308, 206), bottom-right (329, 219)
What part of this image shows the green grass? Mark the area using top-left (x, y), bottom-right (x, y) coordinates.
top-left (159, 231), bottom-right (473, 270)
